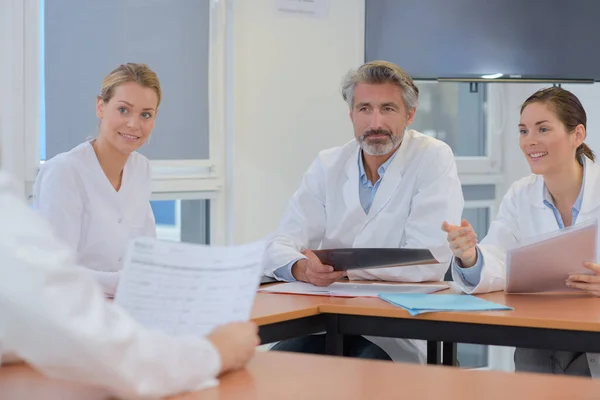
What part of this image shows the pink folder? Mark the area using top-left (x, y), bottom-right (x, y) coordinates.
top-left (505, 220), bottom-right (597, 293)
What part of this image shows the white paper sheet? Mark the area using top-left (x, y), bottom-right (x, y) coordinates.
top-left (114, 238), bottom-right (264, 337)
top-left (258, 281), bottom-right (449, 297)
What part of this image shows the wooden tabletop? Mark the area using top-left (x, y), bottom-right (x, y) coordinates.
top-left (318, 290), bottom-right (600, 331)
top-left (0, 364), bottom-right (110, 400)
top-left (254, 282), bottom-right (600, 332)
top-left (2, 352), bottom-right (599, 400)
top-left (250, 293), bottom-right (323, 325)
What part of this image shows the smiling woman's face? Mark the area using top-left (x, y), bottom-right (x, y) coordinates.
top-left (96, 81), bottom-right (158, 156)
top-left (519, 101), bottom-right (583, 176)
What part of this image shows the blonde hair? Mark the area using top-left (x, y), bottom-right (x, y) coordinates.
top-left (99, 63), bottom-right (162, 108)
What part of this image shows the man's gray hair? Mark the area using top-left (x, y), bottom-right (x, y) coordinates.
top-left (341, 60), bottom-right (419, 111)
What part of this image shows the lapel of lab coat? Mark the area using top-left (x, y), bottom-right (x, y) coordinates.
top-left (341, 145), bottom-right (368, 230)
top-left (526, 173), bottom-right (561, 233)
top-left (341, 134), bottom-right (409, 235)
top-left (576, 157), bottom-right (600, 222)
top-left (527, 157), bottom-right (600, 229)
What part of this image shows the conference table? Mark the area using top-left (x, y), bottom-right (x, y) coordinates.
top-left (3, 352), bottom-right (600, 399)
top-left (252, 283), bottom-right (600, 365)
top-left (0, 352), bottom-right (600, 400)
top-left (3, 284), bottom-right (600, 399)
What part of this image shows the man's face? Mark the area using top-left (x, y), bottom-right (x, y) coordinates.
top-left (350, 83), bottom-right (416, 156)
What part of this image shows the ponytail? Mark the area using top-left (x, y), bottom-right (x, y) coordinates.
top-left (576, 143), bottom-right (595, 163)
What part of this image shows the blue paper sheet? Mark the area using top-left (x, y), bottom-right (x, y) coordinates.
top-left (379, 293), bottom-right (513, 316)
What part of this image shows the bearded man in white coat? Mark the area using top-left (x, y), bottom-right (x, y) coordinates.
top-left (263, 61), bottom-right (464, 362)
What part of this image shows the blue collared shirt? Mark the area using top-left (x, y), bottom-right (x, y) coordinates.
top-left (273, 149), bottom-right (399, 281)
top-left (455, 162), bottom-right (586, 287)
top-left (358, 148), bottom-right (398, 214)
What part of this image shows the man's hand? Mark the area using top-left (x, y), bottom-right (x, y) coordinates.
top-left (291, 249), bottom-right (346, 287)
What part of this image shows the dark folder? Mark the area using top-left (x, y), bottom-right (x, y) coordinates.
top-left (313, 248), bottom-right (438, 271)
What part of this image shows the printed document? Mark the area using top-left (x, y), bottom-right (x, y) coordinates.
top-left (114, 237), bottom-right (264, 336)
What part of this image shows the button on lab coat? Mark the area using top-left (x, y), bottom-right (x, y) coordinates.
top-left (452, 156), bottom-right (600, 378)
top-left (264, 130), bottom-right (464, 363)
top-left (33, 141), bottom-right (156, 296)
top-left (0, 170), bottom-right (221, 398)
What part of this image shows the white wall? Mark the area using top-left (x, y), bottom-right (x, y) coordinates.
top-left (230, 0), bottom-right (365, 244)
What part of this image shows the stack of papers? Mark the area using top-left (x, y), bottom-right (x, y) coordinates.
top-left (259, 281), bottom-right (448, 297)
top-left (379, 293), bottom-right (513, 316)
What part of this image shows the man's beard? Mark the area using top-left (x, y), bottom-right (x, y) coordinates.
top-left (358, 129), bottom-right (402, 156)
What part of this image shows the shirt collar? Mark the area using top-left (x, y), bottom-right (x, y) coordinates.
top-left (358, 147), bottom-right (399, 185)
top-left (542, 156), bottom-right (586, 213)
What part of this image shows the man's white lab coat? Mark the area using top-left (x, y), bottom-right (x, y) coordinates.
top-left (264, 130), bottom-right (464, 362)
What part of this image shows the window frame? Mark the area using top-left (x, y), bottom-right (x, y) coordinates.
top-left (2, 0), bottom-right (40, 198)
top-left (412, 81), bottom-right (504, 175)
top-left (454, 84), bottom-right (503, 175)
top-left (19, 0), bottom-right (231, 245)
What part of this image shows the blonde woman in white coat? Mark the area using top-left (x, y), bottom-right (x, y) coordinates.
top-left (33, 63), bottom-right (159, 297)
top-left (443, 87), bottom-right (600, 377)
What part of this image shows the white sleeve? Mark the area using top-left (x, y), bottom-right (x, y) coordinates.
top-left (0, 190), bottom-right (222, 399)
top-left (348, 144), bottom-right (464, 282)
top-left (32, 160), bottom-right (84, 251)
top-left (452, 184), bottom-right (521, 294)
top-left (263, 157), bottom-right (327, 276)
top-left (86, 270), bottom-right (121, 298)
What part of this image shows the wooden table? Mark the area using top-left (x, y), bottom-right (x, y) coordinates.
top-left (321, 290), bottom-right (600, 365)
top-left (2, 352), bottom-right (599, 399)
top-left (250, 292), bottom-right (327, 344)
top-left (253, 286), bottom-right (600, 365)
top-left (251, 292), bottom-right (356, 351)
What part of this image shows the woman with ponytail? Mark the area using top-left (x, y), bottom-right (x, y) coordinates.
top-left (442, 87), bottom-right (600, 377)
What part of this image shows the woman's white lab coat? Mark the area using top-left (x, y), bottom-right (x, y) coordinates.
top-left (264, 130), bottom-right (464, 363)
top-left (452, 156), bottom-right (600, 377)
top-left (0, 171), bottom-right (222, 398)
top-left (33, 141), bottom-right (156, 296)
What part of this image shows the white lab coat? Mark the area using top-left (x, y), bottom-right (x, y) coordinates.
top-left (452, 156), bottom-right (600, 377)
top-left (264, 130), bottom-right (464, 363)
top-left (0, 170), bottom-right (222, 398)
top-left (33, 141), bottom-right (156, 296)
